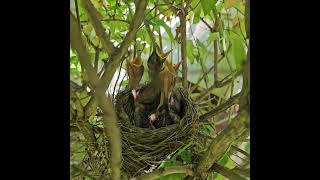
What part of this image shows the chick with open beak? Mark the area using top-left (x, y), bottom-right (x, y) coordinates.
top-left (148, 60), bottom-right (181, 128)
top-left (126, 55), bottom-right (144, 100)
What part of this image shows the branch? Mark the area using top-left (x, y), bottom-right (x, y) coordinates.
top-left (71, 12), bottom-right (122, 180)
top-left (196, 108), bottom-right (249, 178)
top-left (144, 22), bottom-right (161, 52)
top-left (190, 44), bottom-right (232, 93)
top-left (70, 12), bottom-right (100, 89)
top-left (81, 0), bottom-right (116, 55)
top-left (99, 0), bottom-right (148, 91)
top-left (211, 163), bottom-right (247, 180)
top-left (162, 0), bottom-right (179, 13)
top-left (200, 17), bottom-right (213, 32)
top-left (194, 70), bottom-right (242, 103)
top-left (230, 145), bottom-right (250, 159)
top-left (134, 165), bottom-right (194, 180)
top-left (199, 93), bottom-right (241, 122)
top-left (70, 86), bottom-right (98, 152)
top-left (94, 49), bottom-right (100, 73)
top-left (179, 7), bottom-right (188, 88)
top-left (80, 18), bottom-right (130, 24)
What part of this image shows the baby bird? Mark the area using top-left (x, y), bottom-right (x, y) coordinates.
top-left (126, 55), bottom-right (144, 100)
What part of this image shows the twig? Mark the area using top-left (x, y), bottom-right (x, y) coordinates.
top-left (99, 0), bottom-right (148, 91)
top-left (118, 72), bottom-right (127, 93)
top-left (200, 17), bottom-right (213, 32)
top-left (81, 0), bottom-right (116, 55)
top-left (74, 0), bottom-right (81, 30)
top-left (199, 93), bottom-right (241, 122)
top-left (190, 45), bottom-right (232, 93)
top-left (134, 165), bottom-right (194, 180)
top-left (112, 59), bottom-right (124, 99)
top-left (211, 163), bottom-right (247, 180)
top-left (213, 39), bottom-right (219, 85)
top-left (94, 49), bottom-right (100, 73)
top-left (194, 70), bottom-right (242, 103)
top-left (196, 108), bottom-right (249, 178)
top-left (71, 165), bottom-right (98, 180)
top-left (180, 7), bottom-right (188, 88)
top-left (80, 18), bottom-right (130, 24)
top-left (230, 145), bottom-right (250, 159)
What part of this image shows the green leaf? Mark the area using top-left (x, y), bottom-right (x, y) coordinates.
top-left (153, 18), bottom-right (174, 41)
top-left (224, 0), bottom-right (242, 9)
top-left (109, 0), bottom-right (116, 6)
top-left (218, 153), bottom-right (229, 166)
top-left (187, 40), bottom-right (195, 64)
top-left (207, 32), bottom-right (219, 45)
top-left (192, 0), bottom-right (202, 23)
top-left (229, 32), bottom-right (246, 70)
top-left (201, 0), bottom-right (214, 16)
top-left (245, 142), bottom-right (250, 153)
top-left (180, 150), bottom-right (192, 164)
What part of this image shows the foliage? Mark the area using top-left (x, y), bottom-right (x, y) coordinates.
top-left (70, 0), bottom-right (249, 179)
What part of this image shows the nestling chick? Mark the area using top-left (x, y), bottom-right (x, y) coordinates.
top-left (126, 55), bottom-right (144, 100)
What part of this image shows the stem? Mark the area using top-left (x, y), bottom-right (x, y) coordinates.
top-left (71, 13), bottom-right (122, 180)
top-left (199, 93), bottom-right (241, 122)
top-left (211, 163), bottom-right (247, 180)
top-left (135, 165), bottom-right (194, 180)
top-left (197, 109), bottom-right (249, 178)
top-left (180, 9), bottom-right (188, 88)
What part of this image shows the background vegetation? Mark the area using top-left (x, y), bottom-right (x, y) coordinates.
top-left (70, 0), bottom-right (250, 179)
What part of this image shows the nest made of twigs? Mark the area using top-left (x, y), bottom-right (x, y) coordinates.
top-left (114, 86), bottom-right (199, 177)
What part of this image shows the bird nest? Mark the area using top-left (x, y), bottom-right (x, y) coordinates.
top-left (114, 86), bottom-right (199, 177)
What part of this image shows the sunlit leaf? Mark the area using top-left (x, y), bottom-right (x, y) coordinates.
top-left (187, 40), bottom-right (195, 64)
top-left (153, 18), bottom-right (174, 41)
top-left (83, 24), bottom-right (93, 35)
top-left (229, 32), bottom-right (246, 70)
top-left (192, 0), bottom-right (202, 23)
top-left (224, 0), bottom-right (242, 9)
top-left (207, 32), bottom-right (219, 45)
top-left (92, 36), bottom-right (100, 47)
top-left (201, 0), bottom-right (214, 16)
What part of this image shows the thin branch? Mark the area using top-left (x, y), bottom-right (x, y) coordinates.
top-left (200, 17), bottom-right (213, 32)
top-left (118, 72), bottom-right (127, 93)
top-left (70, 12), bottom-right (100, 88)
top-left (74, 0), bottom-right (81, 30)
top-left (194, 70), bottom-right (242, 103)
top-left (112, 59), bottom-right (124, 99)
top-left (81, 0), bottom-right (116, 55)
top-left (162, 0), bottom-right (179, 13)
top-left (213, 39), bottom-right (219, 85)
top-left (180, 8), bottom-right (188, 88)
top-left (80, 18), bottom-right (130, 24)
top-left (211, 163), bottom-right (247, 180)
top-left (71, 12), bottom-right (122, 180)
top-left (99, 0), bottom-right (148, 91)
top-left (94, 49), bottom-right (100, 73)
top-left (199, 93), bottom-right (241, 122)
top-left (230, 145), bottom-right (250, 159)
top-left (190, 45), bottom-right (232, 93)
top-left (196, 108), bottom-right (249, 178)
top-left (134, 165), bottom-right (194, 180)
top-left (144, 22), bottom-right (161, 52)
top-left (71, 165), bottom-right (98, 180)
